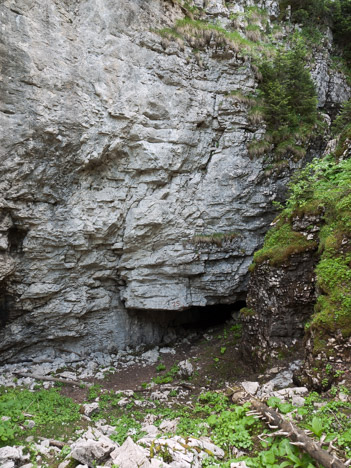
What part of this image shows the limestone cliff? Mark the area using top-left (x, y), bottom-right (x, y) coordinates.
top-left (0, 0), bottom-right (349, 361)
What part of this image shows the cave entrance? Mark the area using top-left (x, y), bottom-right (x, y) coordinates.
top-left (130, 299), bottom-right (246, 331)
top-left (0, 289), bottom-right (9, 328)
top-left (8, 226), bottom-right (27, 253)
top-left (176, 301), bottom-right (246, 329)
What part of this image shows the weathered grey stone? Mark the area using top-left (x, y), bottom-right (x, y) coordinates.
top-left (241, 381), bottom-right (259, 395)
top-left (141, 349), bottom-right (160, 365)
top-left (241, 249), bottom-right (319, 362)
top-left (138, 435), bottom-right (224, 467)
top-left (1, 462), bottom-right (15, 468)
top-left (292, 395), bottom-right (306, 407)
top-left (110, 437), bottom-right (154, 468)
top-left (0, 0), bottom-right (349, 361)
top-left (71, 438), bottom-right (116, 467)
top-left (82, 403), bottom-right (100, 417)
top-left (159, 419), bottom-right (179, 433)
top-left (177, 360), bottom-right (194, 379)
top-left (0, 446), bottom-right (23, 463)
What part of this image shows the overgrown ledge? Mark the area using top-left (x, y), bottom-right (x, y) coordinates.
top-left (241, 113), bottom-right (351, 390)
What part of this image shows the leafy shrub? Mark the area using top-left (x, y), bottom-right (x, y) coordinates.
top-left (207, 404), bottom-right (257, 450)
top-left (332, 98), bottom-right (351, 135)
top-left (0, 387), bottom-right (80, 446)
top-left (281, 0), bottom-right (351, 61)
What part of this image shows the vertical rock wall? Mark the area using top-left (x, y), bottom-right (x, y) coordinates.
top-left (0, 0), bottom-right (349, 361)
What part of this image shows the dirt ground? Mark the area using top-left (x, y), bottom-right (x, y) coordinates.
top-left (60, 320), bottom-right (269, 404)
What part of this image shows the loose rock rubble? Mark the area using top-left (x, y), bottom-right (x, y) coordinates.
top-left (0, 353), bottom-right (321, 468)
top-left (0, 343), bottom-right (192, 389)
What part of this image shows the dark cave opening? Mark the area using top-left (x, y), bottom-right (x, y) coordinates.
top-left (130, 299), bottom-right (247, 332)
top-left (8, 226), bottom-right (27, 253)
top-left (0, 287), bottom-right (9, 328)
top-left (179, 300), bottom-right (247, 329)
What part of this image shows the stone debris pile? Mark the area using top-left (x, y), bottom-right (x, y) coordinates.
top-left (0, 344), bottom-right (195, 389)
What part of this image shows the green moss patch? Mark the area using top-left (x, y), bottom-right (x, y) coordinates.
top-left (192, 232), bottom-right (238, 246)
top-left (252, 222), bottom-right (317, 267)
top-left (253, 151), bottom-right (351, 347)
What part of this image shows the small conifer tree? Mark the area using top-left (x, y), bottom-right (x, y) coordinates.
top-left (259, 40), bottom-right (317, 134)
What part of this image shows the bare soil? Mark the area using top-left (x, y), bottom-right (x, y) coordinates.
top-left (60, 321), bottom-right (260, 403)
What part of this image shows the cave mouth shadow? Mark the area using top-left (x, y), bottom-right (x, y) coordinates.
top-left (8, 226), bottom-right (27, 253)
top-left (129, 299), bottom-right (247, 332)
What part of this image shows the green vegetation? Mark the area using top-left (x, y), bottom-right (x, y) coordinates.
top-left (192, 231), bottom-right (238, 246)
top-left (260, 40), bottom-right (317, 131)
top-left (249, 38), bottom-right (319, 160)
top-left (332, 98), bottom-right (351, 159)
top-left (0, 386), bottom-right (80, 447)
top-left (280, 0), bottom-right (351, 62)
top-left (252, 146), bottom-right (351, 350)
top-left (110, 416), bottom-right (146, 446)
top-left (333, 98), bottom-right (351, 135)
top-left (252, 222), bottom-right (317, 267)
top-left (156, 363), bottom-right (166, 372)
top-left (152, 364), bottom-right (180, 384)
top-left (2, 358), bottom-right (351, 466)
top-left (240, 307), bottom-right (256, 317)
top-left (157, 16), bottom-right (258, 56)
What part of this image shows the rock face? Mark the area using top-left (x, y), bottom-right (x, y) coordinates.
top-left (0, 0), bottom-right (349, 361)
top-left (241, 212), bottom-right (324, 362)
top-left (241, 251), bottom-right (319, 362)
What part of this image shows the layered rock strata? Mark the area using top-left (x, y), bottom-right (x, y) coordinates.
top-left (241, 251), bottom-right (318, 363)
top-left (0, 0), bottom-right (349, 360)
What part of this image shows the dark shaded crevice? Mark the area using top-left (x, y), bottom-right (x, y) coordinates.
top-left (0, 288), bottom-right (23, 330)
top-left (8, 226), bottom-right (27, 253)
top-left (129, 300), bottom-right (246, 331)
top-left (0, 287), bottom-right (9, 328)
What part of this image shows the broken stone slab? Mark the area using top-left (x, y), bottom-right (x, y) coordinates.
top-left (159, 347), bottom-right (176, 355)
top-left (58, 461), bottom-right (71, 468)
top-left (1, 462), bottom-right (15, 468)
top-left (241, 381), bottom-right (259, 395)
top-left (110, 437), bottom-right (168, 468)
top-left (0, 446), bottom-right (26, 463)
top-left (82, 402), bottom-right (100, 417)
top-left (71, 435), bottom-right (117, 467)
top-left (150, 390), bottom-right (170, 401)
top-left (292, 395), bottom-right (306, 407)
top-left (177, 360), bottom-right (194, 379)
top-left (159, 419), bottom-right (179, 433)
top-left (141, 424), bottom-right (159, 437)
top-left (121, 390), bottom-right (134, 397)
top-left (141, 349), bottom-right (160, 364)
top-left (138, 435), bottom-right (223, 467)
top-left (271, 387), bottom-right (309, 399)
top-left (95, 422), bottom-right (116, 437)
top-left (117, 397), bottom-right (130, 407)
top-left (186, 437), bottom-right (225, 458)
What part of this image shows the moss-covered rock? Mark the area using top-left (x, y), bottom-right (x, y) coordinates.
top-left (243, 143), bottom-right (351, 387)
